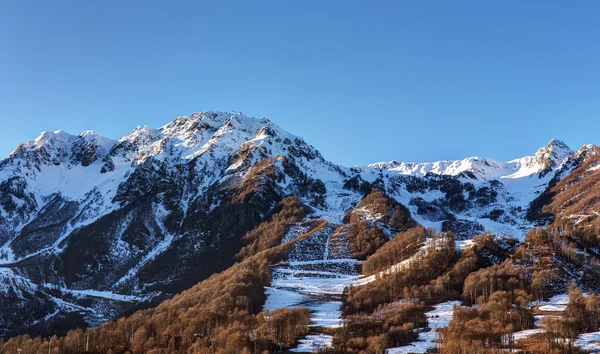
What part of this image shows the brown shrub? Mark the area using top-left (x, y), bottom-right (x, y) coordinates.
top-left (236, 195), bottom-right (310, 259)
top-left (344, 234), bottom-right (457, 315)
top-left (334, 301), bottom-right (426, 354)
top-left (347, 189), bottom-right (417, 260)
top-left (362, 227), bottom-right (427, 275)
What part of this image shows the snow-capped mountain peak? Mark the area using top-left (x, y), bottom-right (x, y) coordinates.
top-left (531, 138), bottom-right (572, 171)
top-left (4, 129), bottom-right (118, 171)
top-left (22, 129), bottom-right (74, 158)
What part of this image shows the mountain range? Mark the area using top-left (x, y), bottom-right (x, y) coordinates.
top-left (1, 111), bottom-right (599, 353)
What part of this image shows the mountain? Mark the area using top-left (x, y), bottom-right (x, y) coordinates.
top-left (0, 111), bottom-right (597, 348)
top-left (368, 138), bottom-right (572, 177)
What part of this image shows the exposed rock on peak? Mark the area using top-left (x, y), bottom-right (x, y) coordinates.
top-left (532, 139), bottom-right (572, 173)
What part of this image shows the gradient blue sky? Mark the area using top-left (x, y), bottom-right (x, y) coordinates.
top-left (1, 1), bottom-right (599, 166)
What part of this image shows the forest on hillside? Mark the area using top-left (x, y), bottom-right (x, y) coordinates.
top-left (4, 183), bottom-right (600, 354)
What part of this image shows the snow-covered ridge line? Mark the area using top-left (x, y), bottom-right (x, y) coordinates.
top-left (367, 139), bottom-right (574, 179)
top-left (3, 111), bottom-right (310, 173)
top-left (5, 112), bottom-right (593, 183)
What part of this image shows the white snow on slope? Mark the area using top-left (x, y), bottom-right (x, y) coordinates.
top-left (290, 334), bottom-right (333, 353)
top-left (264, 287), bottom-right (307, 310)
top-left (272, 266), bottom-right (361, 296)
top-left (310, 301), bottom-right (343, 327)
top-left (265, 287), bottom-right (343, 328)
top-left (511, 328), bottom-right (546, 342)
top-left (503, 294), bottom-right (586, 344)
top-left (0, 267), bottom-right (37, 295)
top-left (61, 289), bottom-right (143, 302)
top-left (539, 304), bottom-right (567, 312)
top-left (503, 314), bottom-right (554, 344)
top-left (536, 293), bottom-right (585, 312)
top-left (268, 220), bottom-right (360, 352)
top-left (576, 331), bottom-right (600, 353)
top-left (589, 163), bottom-right (600, 172)
top-left (387, 301), bottom-right (461, 354)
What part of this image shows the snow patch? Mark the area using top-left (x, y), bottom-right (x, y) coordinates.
top-left (387, 301), bottom-right (461, 354)
top-left (576, 331), bottom-right (600, 353)
top-left (290, 334), bottom-right (333, 352)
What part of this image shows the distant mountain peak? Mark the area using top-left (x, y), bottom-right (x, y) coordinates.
top-left (539, 138), bottom-right (571, 154)
top-left (368, 138), bottom-right (578, 180)
top-left (532, 139), bottom-right (573, 173)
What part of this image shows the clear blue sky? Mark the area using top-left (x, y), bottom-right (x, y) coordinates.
top-left (1, 1), bottom-right (599, 166)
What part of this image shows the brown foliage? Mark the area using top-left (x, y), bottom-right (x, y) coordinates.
top-left (347, 189), bottom-right (416, 260)
top-left (343, 234), bottom-right (458, 315)
top-left (537, 285), bottom-right (600, 353)
top-left (236, 195), bottom-right (311, 259)
top-left (407, 236), bottom-right (490, 303)
top-left (347, 222), bottom-right (387, 260)
top-left (441, 289), bottom-right (534, 353)
top-left (538, 147), bottom-right (600, 243)
top-left (462, 259), bottom-right (527, 305)
top-left (355, 189), bottom-right (416, 231)
top-left (334, 300), bottom-right (426, 354)
top-left (231, 157), bottom-right (279, 204)
top-left (362, 227), bottom-right (428, 275)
